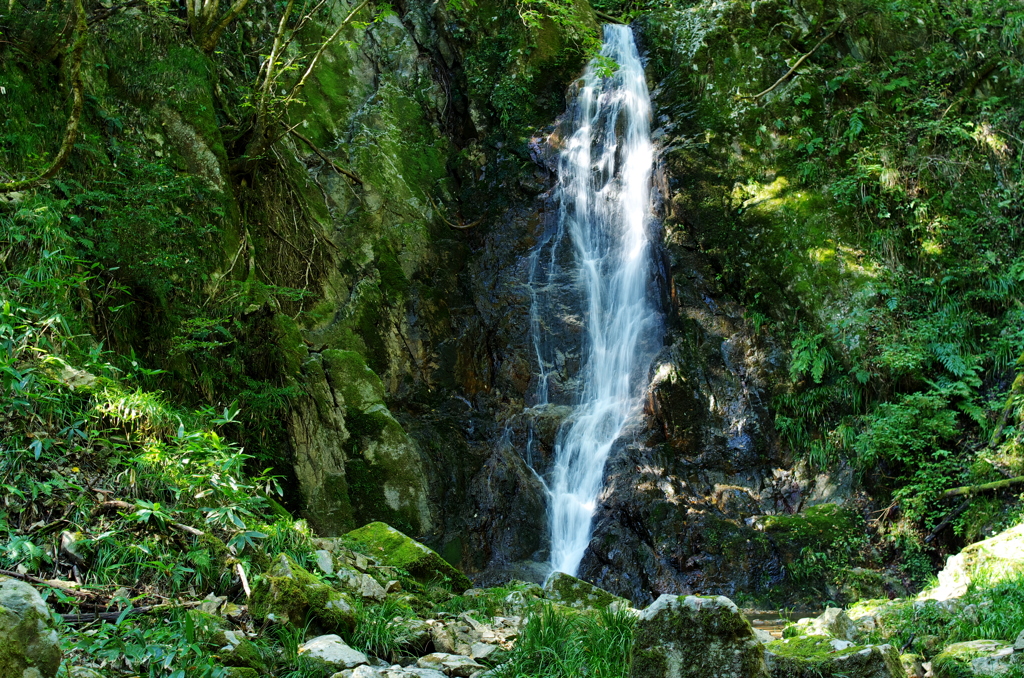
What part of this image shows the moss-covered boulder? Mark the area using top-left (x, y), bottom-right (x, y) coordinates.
top-left (344, 522), bottom-right (471, 592)
top-left (783, 608), bottom-right (858, 642)
top-left (931, 640), bottom-right (1023, 678)
top-left (249, 554), bottom-right (356, 632)
top-left (920, 524), bottom-right (1024, 602)
top-left (543, 572), bottom-right (631, 611)
top-left (224, 669), bottom-right (259, 678)
top-left (0, 576), bottom-right (62, 678)
top-left (629, 594), bottom-right (769, 678)
top-left (765, 636), bottom-right (903, 678)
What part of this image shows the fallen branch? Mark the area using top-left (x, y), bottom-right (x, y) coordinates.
top-left (0, 569), bottom-right (98, 600)
top-left (0, 0), bottom-right (86, 192)
top-left (924, 498), bottom-right (972, 544)
top-left (425, 194), bottom-right (483, 230)
top-left (61, 600), bottom-right (204, 625)
top-left (91, 500), bottom-right (133, 516)
top-left (737, 23), bottom-right (843, 101)
top-left (940, 475), bottom-right (1024, 499)
top-left (172, 522), bottom-right (205, 537)
top-left (595, 10), bottom-right (624, 24)
top-left (289, 129), bottom-right (363, 185)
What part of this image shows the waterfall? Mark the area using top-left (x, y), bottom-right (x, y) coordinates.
top-left (529, 24), bottom-right (662, 577)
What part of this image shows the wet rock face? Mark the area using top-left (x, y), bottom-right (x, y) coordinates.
top-left (576, 260), bottom-right (791, 604)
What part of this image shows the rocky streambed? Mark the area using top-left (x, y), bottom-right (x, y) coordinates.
top-left (5, 521), bottom-right (1023, 678)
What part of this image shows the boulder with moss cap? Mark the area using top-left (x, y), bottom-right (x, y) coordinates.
top-left (765, 636), bottom-right (903, 678)
top-left (629, 594), bottom-right (769, 678)
top-left (543, 572), bottom-right (632, 611)
top-left (344, 522), bottom-right (471, 591)
top-left (931, 640), bottom-right (1023, 678)
top-left (0, 576), bottom-right (63, 678)
top-left (250, 554), bottom-right (356, 632)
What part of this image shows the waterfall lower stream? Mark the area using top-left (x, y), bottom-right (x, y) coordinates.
top-left (528, 25), bottom-right (662, 577)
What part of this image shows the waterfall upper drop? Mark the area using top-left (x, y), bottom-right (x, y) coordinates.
top-left (530, 24), bottom-right (662, 577)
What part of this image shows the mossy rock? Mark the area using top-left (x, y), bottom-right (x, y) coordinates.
top-left (249, 554), bottom-right (356, 633)
top-left (224, 668), bottom-right (259, 678)
top-left (0, 577), bottom-right (63, 678)
top-left (542, 572), bottom-right (631, 611)
top-left (220, 637), bottom-right (267, 672)
top-left (765, 636), bottom-right (903, 678)
top-left (344, 522), bottom-right (471, 592)
top-left (630, 594), bottom-right (769, 678)
top-left (932, 640), bottom-right (1022, 678)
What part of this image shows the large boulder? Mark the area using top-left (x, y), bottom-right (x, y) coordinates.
top-left (0, 576), bottom-right (63, 678)
top-left (784, 608), bottom-right (858, 642)
top-left (765, 636), bottom-right (903, 678)
top-left (250, 554), bottom-right (356, 632)
top-left (931, 640), bottom-right (1023, 678)
top-left (542, 572), bottom-right (632, 611)
top-left (919, 524), bottom-right (1024, 602)
top-left (344, 522), bottom-right (471, 591)
top-left (629, 594), bottom-right (769, 678)
top-left (298, 635), bottom-right (368, 672)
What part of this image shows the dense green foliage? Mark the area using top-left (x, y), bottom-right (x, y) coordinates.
top-left (640, 0), bottom-right (1024, 578)
top-left (494, 603), bottom-right (636, 678)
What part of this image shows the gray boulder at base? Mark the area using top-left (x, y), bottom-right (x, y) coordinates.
top-left (299, 635), bottom-right (368, 671)
top-left (765, 636), bottom-right (903, 678)
top-left (542, 571), bottom-right (632, 611)
top-left (932, 640), bottom-right (1024, 678)
top-left (0, 576), bottom-right (63, 678)
top-left (785, 608), bottom-right (859, 642)
top-left (629, 594), bottom-right (769, 678)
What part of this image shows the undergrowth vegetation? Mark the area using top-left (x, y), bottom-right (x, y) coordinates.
top-left (644, 0), bottom-right (1024, 583)
top-left (494, 603), bottom-right (636, 678)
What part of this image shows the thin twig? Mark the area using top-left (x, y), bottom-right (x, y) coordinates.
top-left (737, 23), bottom-right (844, 101)
top-left (289, 129), bottom-right (363, 185)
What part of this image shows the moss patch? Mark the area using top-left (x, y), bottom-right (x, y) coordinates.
top-left (344, 522), bottom-right (471, 592)
top-left (766, 636), bottom-right (904, 678)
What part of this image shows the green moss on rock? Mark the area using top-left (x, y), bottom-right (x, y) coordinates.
top-left (0, 577), bottom-right (63, 678)
top-left (249, 554), bottom-right (355, 633)
top-left (543, 572), bottom-right (630, 611)
top-left (765, 636), bottom-right (903, 678)
top-left (344, 522), bottom-right (471, 592)
top-left (630, 594), bottom-right (769, 678)
top-left (932, 640), bottom-right (1022, 678)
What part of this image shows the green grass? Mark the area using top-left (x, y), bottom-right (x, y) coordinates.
top-left (863, 571), bottom-right (1024, 656)
top-left (494, 603), bottom-right (636, 678)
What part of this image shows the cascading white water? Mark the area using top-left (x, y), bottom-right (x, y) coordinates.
top-left (531, 24), bottom-right (661, 577)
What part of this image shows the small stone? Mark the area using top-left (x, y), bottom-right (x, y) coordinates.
top-left (386, 580), bottom-right (402, 593)
top-left (221, 601), bottom-right (244, 617)
top-left (299, 635), bottom-right (368, 670)
top-left (469, 642), bottom-right (497, 660)
top-left (354, 553), bottom-right (369, 571)
top-left (316, 550), bottom-right (335, 576)
top-left (754, 628), bottom-right (775, 644)
top-left (417, 653), bottom-right (484, 677)
top-left (359, 574), bottom-right (388, 601)
top-left (1013, 630), bottom-right (1024, 652)
top-left (830, 639), bottom-right (855, 651)
top-left (199, 592), bottom-right (227, 615)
